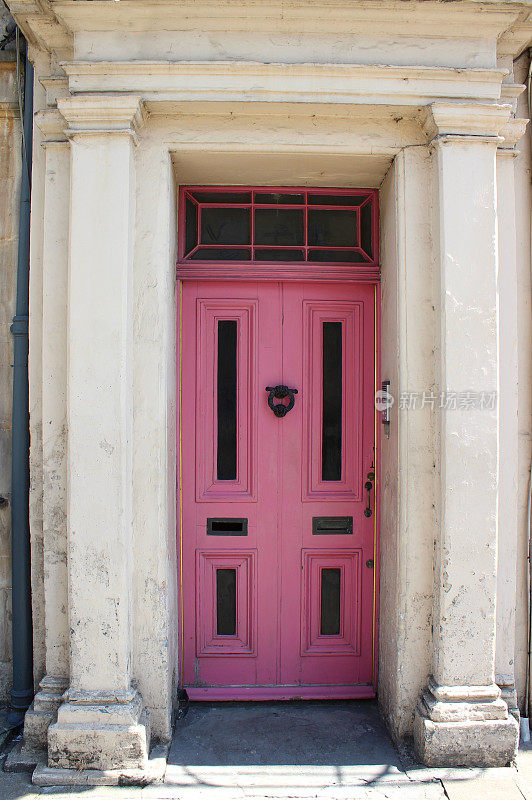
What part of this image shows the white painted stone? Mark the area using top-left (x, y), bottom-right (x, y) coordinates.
top-left (47, 96), bottom-right (149, 770)
top-left (415, 105), bottom-right (519, 765)
top-left (378, 146), bottom-right (435, 740)
top-left (495, 139), bottom-right (521, 719)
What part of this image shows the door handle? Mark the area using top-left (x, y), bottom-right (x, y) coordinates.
top-left (265, 385), bottom-right (298, 417)
top-left (364, 468), bottom-right (375, 518)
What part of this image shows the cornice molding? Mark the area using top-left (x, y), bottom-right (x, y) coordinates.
top-left (5, 1), bottom-right (531, 61)
top-left (6, 0), bottom-right (72, 57)
top-left (422, 101), bottom-right (512, 141)
top-left (35, 107), bottom-right (67, 141)
top-left (61, 61), bottom-right (509, 107)
top-left (498, 116), bottom-right (529, 150)
top-left (57, 95), bottom-right (147, 140)
top-left (497, 16), bottom-right (532, 58)
top-left (40, 76), bottom-right (70, 108)
top-left (50, 1), bottom-right (524, 41)
top-left (500, 82), bottom-right (527, 101)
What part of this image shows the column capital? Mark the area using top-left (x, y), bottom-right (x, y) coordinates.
top-left (422, 101), bottom-right (512, 143)
top-left (57, 95), bottom-right (147, 142)
top-left (35, 109), bottom-right (68, 144)
top-left (497, 116), bottom-right (529, 155)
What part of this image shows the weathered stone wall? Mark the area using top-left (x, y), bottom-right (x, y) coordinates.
top-left (0, 36), bottom-right (21, 698)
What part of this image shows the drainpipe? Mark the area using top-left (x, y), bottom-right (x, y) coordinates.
top-left (8, 36), bottom-right (34, 727)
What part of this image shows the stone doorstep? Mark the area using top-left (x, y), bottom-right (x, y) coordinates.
top-left (31, 742), bottom-right (169, 787)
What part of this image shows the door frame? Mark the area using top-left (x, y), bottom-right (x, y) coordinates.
top-left (176, 186), bottom-right (381, 699)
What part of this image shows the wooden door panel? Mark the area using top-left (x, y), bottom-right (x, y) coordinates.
top-left (279, 282), bottom-right (375, 690)
top-left (182, 281), bottom-right (281, 691)
top-left (181, 280), bottom-right (376, 697)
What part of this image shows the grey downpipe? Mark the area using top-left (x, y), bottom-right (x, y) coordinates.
top-left (8, 39), bottom-right (34, 726)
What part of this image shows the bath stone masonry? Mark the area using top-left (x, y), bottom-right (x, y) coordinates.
top-left (46, 96), bottom-right (150, 770)
top-left (414, 103), bottom-right (519, 767)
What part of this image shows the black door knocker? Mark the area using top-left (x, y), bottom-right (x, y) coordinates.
top-left (265, 385), bottom-right (298, 418)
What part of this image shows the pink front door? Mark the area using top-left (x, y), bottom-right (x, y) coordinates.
top-left (180, 280), bottom-right (377, 699)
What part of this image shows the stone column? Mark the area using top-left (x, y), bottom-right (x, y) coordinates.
top-left (23, 109), bottom-right (70, 750)
top-left (414, 102), bottom-right (519, 766)
top-left (495, 117), bottom-right (528, 720)
top-left (47, 96), bottom-right (149, 771)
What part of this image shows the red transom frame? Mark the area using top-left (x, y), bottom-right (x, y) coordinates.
top-left (177, 186), bottom-right (380, 273)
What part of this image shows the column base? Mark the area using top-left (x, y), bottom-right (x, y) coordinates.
top-left (23, 675), bottom-right (68, 751)
top-left (414, 678), bottom-right (519, 767)
top-left (47, 688), bottom-right (150, 771)
top-left (497, 677), bottom-right (520, 722)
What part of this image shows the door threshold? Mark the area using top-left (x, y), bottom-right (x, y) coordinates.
top-left (185, 685), bottom-right (375, 701)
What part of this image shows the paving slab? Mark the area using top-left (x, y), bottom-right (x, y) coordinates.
top-left (516, 744), bottom-right (532, 799)
top-left (168, 702), bottom-right (402, 769)
top-left (441, 775), bottom-right (525, 800)
top-left (165, 701), bottom-right (444, 798)
top-left (0, 770), bottom-right (39, 800)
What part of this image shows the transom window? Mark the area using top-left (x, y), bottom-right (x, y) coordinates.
top-left (179, 187), bottom-right (378, 265)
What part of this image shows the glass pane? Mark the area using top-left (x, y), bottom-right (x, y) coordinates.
top-left (361, 201), bottom-right (373, 259)
top-left (216, 568), bottom-right (237, 635)
top-left (185, 196), bottom-right (197, 256)
top-left (190, 247), bottom-right (251, 260)
top-left (192, 191), bottom-right (251, 204)
top-left (322, 321), bottom-right (342, 481)
top-left (254, 209), bottom-right (304, 246)
top-left (308, 193), bottom-right (367, 206)
top-left (309, 249), bottom-right (367, 263)
top-left (255, 192), bottom-right (304, 204)
top-left (217, 321), bottom-right (237, 481)
top-left (254, 248), bottom-right (305, 261)
top-left (308, 209), bottom-right (357, 247)
top-left (201, 207), bottom-right (250, 245)
top-left (320, 568), bottom-right (341, 635)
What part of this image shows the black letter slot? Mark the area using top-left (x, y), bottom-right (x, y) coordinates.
top-left (207, 518), bottom-right (248, 536)
top-left (312, 516), bottom-right (353, 535)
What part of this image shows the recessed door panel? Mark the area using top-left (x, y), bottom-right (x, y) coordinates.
top-left (279, 282), bottom-right (375, 690)
top-left (195, 299), bottom-right (257, 501)
top-left (303, 301), bottom-right (363, 500)
top-left (180, 279), bottom-right (376, 697)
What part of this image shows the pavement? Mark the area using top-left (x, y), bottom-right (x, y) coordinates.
top-left (0, 701), bottom-right (531, 799)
